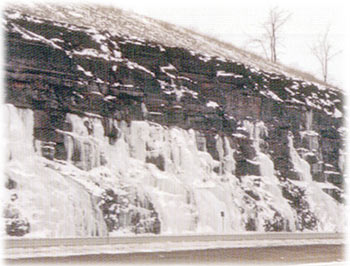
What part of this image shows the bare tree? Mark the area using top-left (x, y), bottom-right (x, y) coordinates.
top-left (311, 28), bottom-right (341, 83)
top-left (250, 7), bottom-right (291, 63)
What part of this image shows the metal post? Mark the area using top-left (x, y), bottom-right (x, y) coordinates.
top-left (220, 211), bottom-right (225, 232)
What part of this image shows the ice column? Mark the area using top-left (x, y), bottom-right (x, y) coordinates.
top-left (4, 104), bottom-right (35, 163)
top-left (243, 120), bottom-right (296, 231)
top-left (288, 133), bottom-right (312, 182)
top-left (5, 105), bottom-right (108, 237)
top-left (288, 132), bottom-right (343, 231)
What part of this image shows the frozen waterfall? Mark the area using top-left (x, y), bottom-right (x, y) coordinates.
top-left (4, 104), bottom-right (108, 238)
top-left (3, 104), bottom-right (344, 237)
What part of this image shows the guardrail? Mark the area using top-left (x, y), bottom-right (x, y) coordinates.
top-left (5, 232), bottom-right (344, 249)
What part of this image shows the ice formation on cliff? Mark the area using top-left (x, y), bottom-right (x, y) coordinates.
top-left (4, 104), bottom-right (344, 237)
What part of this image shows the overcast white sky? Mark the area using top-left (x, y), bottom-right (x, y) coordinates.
top-left (8, 0), bottom-right (350, 88)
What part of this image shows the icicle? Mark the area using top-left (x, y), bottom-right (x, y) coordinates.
top-left (5, 104), bottom-right (35, 162)
top-left (64, 134), bottom-right (74, 163)
top-left (306, 110), bottom-right (313, 131)
top-left (223, 137), bottom-right (236, 176)
top-left (215, 135), bottom-right (224, 175)
top-left (338, 149), bottom-right (345, 174)
top-left (288, 133), bottom-right (312, 182)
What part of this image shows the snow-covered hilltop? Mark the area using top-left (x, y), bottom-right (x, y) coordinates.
top-left (5, 3), bottom-right (344, 90)
top-left (3, 4), bottom-right (345, 238)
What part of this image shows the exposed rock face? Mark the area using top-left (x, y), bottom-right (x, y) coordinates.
top-left (3, 8), bottom-right (345, 237)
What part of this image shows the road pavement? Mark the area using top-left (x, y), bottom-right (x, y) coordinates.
top-left (6, 244), bottom-right (344, 264)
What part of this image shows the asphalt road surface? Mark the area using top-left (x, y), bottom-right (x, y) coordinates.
top-left (7, 244), bottom-right (344, 264)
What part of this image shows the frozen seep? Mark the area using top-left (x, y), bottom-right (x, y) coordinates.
top-left (3, 104), bottom-right (344, 237)
top-left (288, 133), bottom-right (343, 231)
top-left (241, 120), bottom-right (296, 231)
top-left (4, 105), bottom-right (108, 238)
